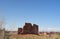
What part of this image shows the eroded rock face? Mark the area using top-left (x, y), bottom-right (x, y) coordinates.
top-left (18, 28), bottom-right (22, 34)
top-left (23, 23), bottom-right (33, 34)
top-left (32, 24), bottom-right (38, 35)
top-left (18, 23), bottom-right (38, 35)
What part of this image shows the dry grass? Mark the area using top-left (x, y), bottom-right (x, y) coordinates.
top-left (9, 34), bottom-right (59, 39)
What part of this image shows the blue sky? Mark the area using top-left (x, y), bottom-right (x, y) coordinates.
top-left (0, 0), bottom-right (60, 32)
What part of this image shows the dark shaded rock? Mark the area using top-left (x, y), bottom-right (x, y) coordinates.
top-left (32, 24), bottom-right (38, 35)
top-left (18, 28), bottom-right (22, 34)
top-left (23, 23), bottom-right (32, 34)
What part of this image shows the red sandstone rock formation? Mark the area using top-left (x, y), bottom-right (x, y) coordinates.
top-left (18, 23), bottom-right (38, 35)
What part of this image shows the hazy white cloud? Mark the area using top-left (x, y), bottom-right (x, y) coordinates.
top-left (47, 27), bottom-right (60, 31)
top-left (40, 27), bottom-right (60, 32)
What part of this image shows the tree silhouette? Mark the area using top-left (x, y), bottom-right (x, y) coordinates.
top-left (0, 16), bottom-right (6, 30)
